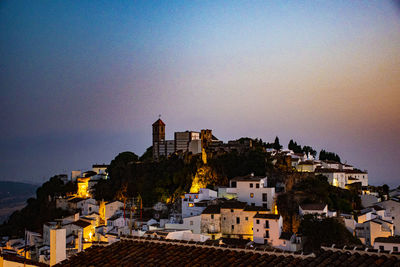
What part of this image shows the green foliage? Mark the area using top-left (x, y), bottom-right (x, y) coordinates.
top-left (319, 149), bottom-right (341, 163)
top-left (299, 214), bottom-right (361, 252)
top-left (95, 154), bottom-right (199, 204)
top-left (294, 175), bottom-right (360, 213)
top-left (302, 146), bottom-right (317, 157)
top-left (273, 136), bottom-right (282, 150)
top-left (288, 139), bottom-right (302, 153)
top-left (288, 140), bottom-right (316, 156)
top-left (0, 176), bottom-right (75, 237)
top-left (139, 146), bottom-right (153, 162)
top-left (208, 150), bottom-right (268, 180)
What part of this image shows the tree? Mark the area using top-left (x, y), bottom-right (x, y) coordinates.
top-left (299, 214), bottom-right (361, 252)
top-left (139, 146), bottom-right (153, 162)
top-left (302, 146), bottom-right (316, 157)
top-left (273, 136), bottom-right (282, 150)
top-left (382, 184), bottom-right (389, 196)
top-left (319, 149), bottom-right (341, 163)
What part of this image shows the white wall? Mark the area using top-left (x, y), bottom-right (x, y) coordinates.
top-left (183, 215), bottom-right (201, 234)
top-left (50, 228), bottom-right (66, 266)
top-left (235, 179), bottom-right (275, 209)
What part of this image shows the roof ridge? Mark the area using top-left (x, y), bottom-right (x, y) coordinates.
top-left (119, 236), bottom-right (315, 259)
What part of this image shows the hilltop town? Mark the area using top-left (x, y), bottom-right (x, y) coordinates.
top-left (1, 119), bottom-right (399, 266)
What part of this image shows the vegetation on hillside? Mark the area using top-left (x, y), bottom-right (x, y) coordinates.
top-left (299, 214), bottom-right (361, 252)
top-left (0, 176), bottom-right (76, 237)
top-left (277, 175), bottom-right (361, 232)
top-left (319, 149), bottom-right (341, 163)
top-left (288, 140), bottom-right (317, 157)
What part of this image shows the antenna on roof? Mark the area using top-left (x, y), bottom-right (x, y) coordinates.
top-left (159, 114), bottom-right (161, 119)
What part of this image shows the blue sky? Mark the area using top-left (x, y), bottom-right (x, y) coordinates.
top-left (1, 1), bottom-right (400, 186)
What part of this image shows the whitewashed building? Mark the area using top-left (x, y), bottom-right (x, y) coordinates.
top-left (228, 174), bottom-right (275, 210)
top-left (181, 188), bottom-right (217, 218)
top-left (374, 236), bottom-right (400, 253)
top-left (376, 198), bottom-right (400, 235)
top-left (355, 218), bottom-right (393, 246)
top-left (253, 214), bottom-right (300, 251)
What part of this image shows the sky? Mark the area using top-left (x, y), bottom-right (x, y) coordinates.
top-left (1, 1), bottom-right (399, 186)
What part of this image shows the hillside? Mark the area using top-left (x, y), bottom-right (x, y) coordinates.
top-left (0, 181), bottom-right (39, 223)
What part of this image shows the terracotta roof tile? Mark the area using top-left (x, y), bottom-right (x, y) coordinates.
top-left (55, 239), bottom-right (400, 266)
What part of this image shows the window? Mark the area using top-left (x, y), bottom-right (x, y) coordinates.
top-left (379, 246), bottom-right (384, 251)
top-left (195, 195), bottom-right (198, 199)
top-left (265, 230), bottom-right (269, 238)
top-left (256, 219), bottom-right (260, 224)
top-left (394, 247), bottom-right (398, 252)
top-left (212, 235), bottom-right (215, 240)
top-left (256, 183), bottom-right (259, 188)
top-left (231, 209), bottom-right (234, 213)
top-left (257, 229), bottom-right (259, 232)
top-left (231, 181), bottom-right (237, 188)
top-left (232, 225), bottom-right (234, 230)
top-left (265, 221), bottom-right (269, 228)
top-left (245, 217), bottom-right (248, 221)
top-left (251, 203), bottom-right (255, 206)
top-left (262, 193), bottom-right (268, 202)
top-left (236, 217), bottom-right (240, 224)
top-left (188, 203), bottom-right (194, 207)
top-left (263, 203), bottom-right (268, 208)
top-left (250, 183), bottom-right (253, 188)
top-left (211, 214), bottom-right (214, 219)
top-left (190, 221), bottom-right (193, 226)
top-left (250, 193), bottom-right (254, 198)
top-left (224, 217), bottom-right (226, 221)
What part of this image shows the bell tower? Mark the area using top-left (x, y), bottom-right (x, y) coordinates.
top-left (152, 117), bottom-right (165, 160)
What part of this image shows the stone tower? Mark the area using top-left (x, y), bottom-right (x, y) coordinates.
top-left (152, 118), bottom-right (165, 160)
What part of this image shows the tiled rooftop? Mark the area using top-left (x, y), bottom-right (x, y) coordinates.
top-left (56, 237), bottom-right (400, 266)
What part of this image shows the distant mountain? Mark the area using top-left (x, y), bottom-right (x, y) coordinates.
top-left (0, 181), bottom-right (38, 223)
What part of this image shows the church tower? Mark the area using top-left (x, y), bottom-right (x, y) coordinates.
top-left (152, 118), bottom-right (165, 160)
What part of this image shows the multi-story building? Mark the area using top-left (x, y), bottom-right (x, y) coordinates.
top-left (228, 174), bottom-right (276, 210)
top-left (376, 198), bottom-right (400, 236)
top-left (182, 188), bottom-right (217, 218)
top-left (174, 131), bottom-right (200, 153)
top-left (355, 218), bottom-right (394, 246)
top-left (220, 201), bottom-right (269, 240)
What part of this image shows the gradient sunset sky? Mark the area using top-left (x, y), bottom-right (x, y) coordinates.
top-left (1, 1), bottom-right (399, 186)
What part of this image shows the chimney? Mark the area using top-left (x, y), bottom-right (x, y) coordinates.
top-left (77, 230), bottom-right (83, 253)
top-left (50, 228), bottom-right (66, 266)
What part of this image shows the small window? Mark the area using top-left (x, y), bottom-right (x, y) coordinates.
top-left (250, 183), bottom-right (253, 188)
top-left (224, 217), bottom-right (226, 221)
top-left (379, 246), bottom-right (384, 251)
top-left (250, 193), bottom-right (254, 198)
top-left (236, 217), bottom-right (240, 224)
top-left (232, 225), bottom-right (234, 230)
top-left (195, 195), bottom-right (198, 199)
top-left (245, 217), bottom-right (248, 221)
top-left (265, 230), bottom-right (269, 238)
top-left (262, 193), bottom-right (268, 202)
top-left (257, 229), bottom-right (259, 232)
top-left (394, 247), bottom-right (398, 252)
top-left (256, 183), bottom-right (259, 188)
top-left (231, 209), bottom-right (234, 212)
top-left (188, 203), bottom-right (194, 207)
top-left (190, 221), bottom-right (193, 226)
top-left (211, 214), bottom-right (214, 219)
top-left (256, 219), bottom-right (260, 224)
